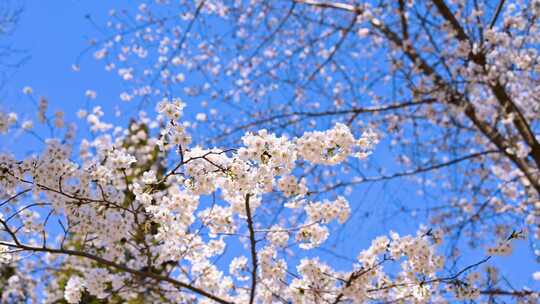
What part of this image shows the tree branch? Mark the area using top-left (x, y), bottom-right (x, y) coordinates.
top-left (244, 193), bottom-right (258, 304)
top-left (0, 242), bottom-right (234, 304)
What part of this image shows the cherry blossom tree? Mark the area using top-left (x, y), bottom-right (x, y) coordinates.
top-left (0, 96), bottom-right (532, 303)
top-left (70, 0), bottom-right (540, 299)
top-left (0, 0), bottom-right (539, 302)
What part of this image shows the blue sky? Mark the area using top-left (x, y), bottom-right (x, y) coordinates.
top-left (0, 0), bottom-right (538, 297)
top-left (1, 1), bottom-right (129, 131)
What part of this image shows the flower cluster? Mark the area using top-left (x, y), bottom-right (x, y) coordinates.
top-left (0, 111), bottom-right (17, 134)
top-left (64, 276), bottom-right (85, 304)
top-left (305, 196), bottom-right (350, 224)
top-left (293, 197), bottom-right (351, 249)
top-left (0, 245), bottom-right (11, 263)
top-left (277, 175), bottom-right (308, 197)
top-left (296, 123), bottom-right (379, 165)
top-left (156, 97), bottom-right (186, 120)
top-left (238, 129), bottom-right (297, 175)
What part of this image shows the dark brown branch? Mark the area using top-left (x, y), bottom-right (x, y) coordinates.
top-left (0, 241), bottom-right (234, 304)
top-left (216, 99), bottom-right (435, 140)
top-left (397, 0), bottom-right (409, 41)
top-left (244, 193), bottom-right (258, 304)
top-left (306, 15), bottom-right (357, 81)
top-left (0, 188), bottom-right (31, 207)
top-left (316, 150), bottom-right (500, 194)
top-left (489, 0), bottom-right (506, 29)
top-left (430, 0), bottom-right (469, 41)
top-left (481, 289), bottom-right (537, 297)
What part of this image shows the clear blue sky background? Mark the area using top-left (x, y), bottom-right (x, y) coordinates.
top-left (0, 1), bottom-right (130, 121)
top-left (0, 0), bottom-right (537, 296)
